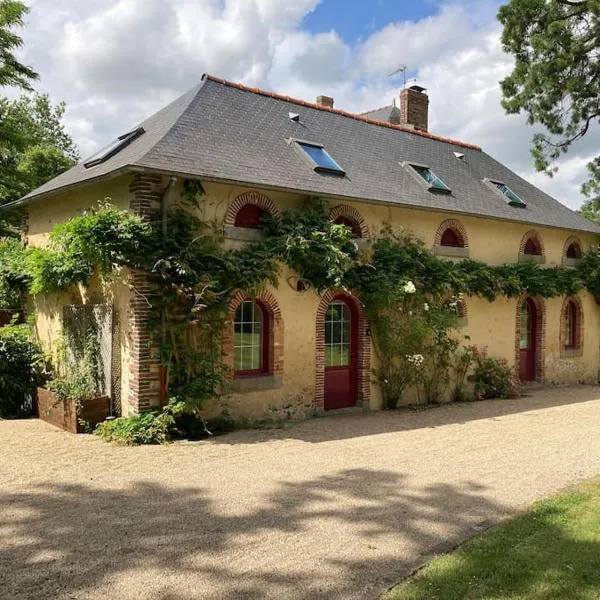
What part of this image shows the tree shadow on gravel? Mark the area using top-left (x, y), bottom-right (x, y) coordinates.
top-left (208, 386), bottom-right (600, 445)
top-left (0, 469), bottom-right (513, 600)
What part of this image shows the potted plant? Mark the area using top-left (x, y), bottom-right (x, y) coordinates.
top-left (37, 334), bottom-right (110, 433)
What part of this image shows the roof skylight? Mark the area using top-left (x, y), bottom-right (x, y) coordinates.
top-left (83, 127), bottom-right (145, 169)
top-left (294, 140), bottom-right (345, 175)
top-left (486, 179), bottom-right (526, 207)
top-left (408, 163), bottom-right (451, 193)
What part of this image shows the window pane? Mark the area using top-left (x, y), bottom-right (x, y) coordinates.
top-left (324, 301), bottom-right (351, 367)
top-left (298, 142), bottom-right (345, 174)
top-left (234, 301), bottom-right (264, 372)
top-left (339, 346), bottom-right (350, 366)
top-left (495, 182), bottom-right (526, 207)
top-left (520, 305), bottom-right (530, 349)
top-left (565, 302), bottom-right (576, 348)
top-left (412, 165), bottom-right (450, 192)
top-left (83, 128), bottom-right (145, 168)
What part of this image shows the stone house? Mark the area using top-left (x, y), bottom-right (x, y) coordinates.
top-left (12, 74), bottom-right (600, 418)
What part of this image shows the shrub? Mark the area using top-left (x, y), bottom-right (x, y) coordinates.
top-left (47, 334), bottom-right (99, 413)
top-left (95, 400), bottom-right (186, 445)
top-left (0, 323), bottom-right (47, 418)
top-left (452, 344), bottom-right (476, 402)
top-left (473, 349), bottom-right (519, 400)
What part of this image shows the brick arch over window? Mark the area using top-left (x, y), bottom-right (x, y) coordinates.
top-left (560, 295), bottom-right (584, 357)
top-left (329, 205), bottom-right (369, 238)
top-left (514, 294), bottom-right (546, 381)
top-left (519, 230), bottom-right (544, 256)
top-left (225, 191), bottom-right (280, 227)
top-left (434, 219), bottom-right (469, 248)
top-left (315, 289), bottom-right (370, 410)
top-left (563, 236), bottom-right (583, 260)
top-left (224, 290), bottom-right (284, 378)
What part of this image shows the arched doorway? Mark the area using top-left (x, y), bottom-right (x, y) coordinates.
top-left (323, 295), bottom-right (358, 410)
top-left (519, 297), bottom-right (538, 381)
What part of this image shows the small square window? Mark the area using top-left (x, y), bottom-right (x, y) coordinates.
top-left (485, 179), bottom-right (526, 207)
top-left (294, 140), bottom-right (345, 175)
top-left (404, 162), bottom-right (451, 193)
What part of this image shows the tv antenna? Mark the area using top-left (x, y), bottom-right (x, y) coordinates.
top-left (388, 64), bottom-right (407, 87)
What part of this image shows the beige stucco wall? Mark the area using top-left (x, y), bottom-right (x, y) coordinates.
top-left (26, 174), bottom-right (600, 420)
top-left (27, 175), bottom-right (134, 415)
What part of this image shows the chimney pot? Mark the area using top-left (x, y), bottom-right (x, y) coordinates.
top-left (316, 95), bottom-right (334, 109)
top-left (399, 86), bottom-right (429, 132)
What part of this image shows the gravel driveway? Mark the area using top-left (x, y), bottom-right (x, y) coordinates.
top-left (2, 386), bottom-right (600, 600)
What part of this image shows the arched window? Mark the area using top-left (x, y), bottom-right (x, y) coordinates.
top-left (520, 231), bottom-right (544, 258)
top-left (234, 203), bottom-right (265, 229)
top-left (233, 300), bottom-right (269, 376)
top-left (333, 215), bottom-right (362, 238)
top-left (440, 227), bottom-right (464, 248)
top-left (563, 299), bottom-right (582, 350)
top-left (329, 205), bottom-right (367, 238)
top-left (434, 219), bottom-right (469, 255)
top-left (566, 242), bottom-right (582, 259)
top-left (225, 191), bottom-right (279, 232)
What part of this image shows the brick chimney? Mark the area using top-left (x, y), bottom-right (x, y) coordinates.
top-left (399, 85), bottom-right (429, 132)
top-left (316, 95), bottom-right (334, 109)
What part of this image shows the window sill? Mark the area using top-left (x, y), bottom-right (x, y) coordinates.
top-left (223, 225), bottom-right (264, 242)
top-left (562, 257), bottom-right (581, 267)
top-left (518, 253), bottom-right (545, 264)
top-left (433, 245), bottom-right (469, 259)
top-left (227, 375), bottom-right (283, 394)
top-left (561, 348), bottom-right (583, 359)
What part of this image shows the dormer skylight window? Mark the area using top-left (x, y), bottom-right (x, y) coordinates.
top-left (403, 162), bottom-right (451, 193)
top-left (83, 127), bottom-right (145, 168)
top-left (485, 178), bottom-right (526, 208)
top-left (292, 139), bottom-right (345, 175)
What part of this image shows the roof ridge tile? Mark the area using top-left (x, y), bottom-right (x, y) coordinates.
top-left (203, 74), bottom-right (482, 151)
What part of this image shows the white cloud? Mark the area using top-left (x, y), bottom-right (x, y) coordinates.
top-left (12, 0), bottom-right (598, 208)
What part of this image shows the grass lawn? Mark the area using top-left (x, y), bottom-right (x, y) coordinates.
top-left (383, 479), bottom-right (600, 600)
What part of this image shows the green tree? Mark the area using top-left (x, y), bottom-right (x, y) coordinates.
top-left (0, 0), bottom-right (37, 89)
top-left (0, 94), bottom-right (79, 205)
top-left (498, 0), bottom-right (600, 217)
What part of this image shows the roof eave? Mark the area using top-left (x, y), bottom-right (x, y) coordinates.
top-left (129, 165), bottom-right (600, 235)
top-left (1, 166), bottom-right (134, 211)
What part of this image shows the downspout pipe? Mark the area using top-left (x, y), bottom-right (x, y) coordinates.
top-left (159, 176), bottom-right (177, 406)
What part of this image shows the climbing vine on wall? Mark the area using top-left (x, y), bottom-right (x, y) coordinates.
top-left (2, 185), bottom-right (600, 411)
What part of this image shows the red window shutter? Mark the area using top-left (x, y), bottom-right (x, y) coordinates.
top-left (235, 204), bottom-right (265, 228)
top-left (566, 243), bottom-right (581, 259)
top-left (524, 238), bottom-right (540, 255)
top-left (440, 228), bottom-right (463, 247)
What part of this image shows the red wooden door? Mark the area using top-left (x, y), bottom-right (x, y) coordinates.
top-left (324, 297), bottom-right (358, 410)
top-left (519, 298), bottom-right (537, 381)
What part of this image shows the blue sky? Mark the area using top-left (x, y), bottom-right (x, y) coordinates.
top-left (303, 0), bottom-right (443, 44)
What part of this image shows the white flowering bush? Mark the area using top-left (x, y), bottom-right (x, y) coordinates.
top-left (369, 278), bottom-right (462, 408)
top-left (402, 280), bottom-right (416, 294)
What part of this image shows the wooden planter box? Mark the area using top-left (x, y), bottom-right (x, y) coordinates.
top-left (37, 388), bottom-right (110, 434)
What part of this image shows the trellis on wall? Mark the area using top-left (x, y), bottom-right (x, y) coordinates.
top-left (62, 303), bottom-right (121, 415)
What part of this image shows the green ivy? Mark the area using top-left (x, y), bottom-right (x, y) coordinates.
top-left (347, 227), bottom-right (585, 303)
top-left (263, 198), bottom-right (358, 292)
top-left (3, 189), bottom-right (600, 418)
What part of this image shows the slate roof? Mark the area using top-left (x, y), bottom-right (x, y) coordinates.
top-left (360, 104), bottom-right (400, 123)
top-left (14, 74), bottom-right (600, 234)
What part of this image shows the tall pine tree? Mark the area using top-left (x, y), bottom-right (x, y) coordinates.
top-left (498, 0), bottom-right (600, 220)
